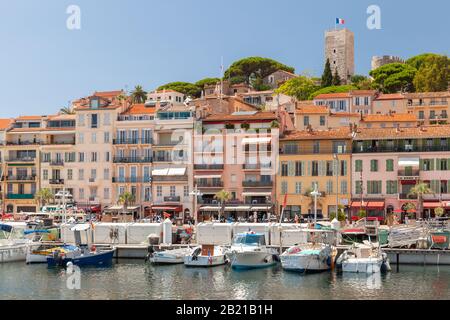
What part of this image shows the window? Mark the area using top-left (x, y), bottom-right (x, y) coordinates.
top-left (320, 116), bottom-right (325, 126)
top-left (355, 160), bottom-right (363, 172)
top-left (281, 181), bottom-right (288, 195)
top-left (386, 181), bottom-right (398, 194)
top-left (326, 161), bottom-right (333, 176)
top-left (78, 169), bottom-right (84, 181)
top-left (90, 169), bottom-right (97, 180)
top-left (367, 181), bottom-right (382, 194)
top-left (295, 182), bottom-right (302, 194)
top-left (91, 114), bottom-right (98, 128)
top-left (303, 116), bottom-right (309, 126)
top-left (184, 186), bottom-right (189, 197)
top-left (326, 180), bottom-right (333, 194)
top-left (311, 161), bottom-right (319, 176)
top-left (43, 169), bottom-right (48, 180)
top-left (340, 160), bottom-right (347, 176)
top-left (419, 111), bottom-right (425, 120)
top-left (103, 169), bottom-right (109, 180)
top-left (313, 141), bottom-right (320, 154)
top-left (370, 160), bottom-right (378, 172)
top-left (79, 188), bottom-right (85, 200)
top-left (78, 133), bottom-right (84, 144)
top-left (170, 186), bottom-right (176, 197)
top-left (295, 161), bottom-right (303, 176)
top-left (340, 180), bottom-right (348, 194)
top-left (355, 181), bottom-right (363, 194)
top-left (104, 132), bottom-right (110, 143)
top-left (281, 162), bottom-right (288, 176)
top-left (104, 188), bottom-right (110, 200)
top-left (91, 152), bottom-right (98, 162)
top-left (105, 152), bottom-right (110, 162)
top-left (144, 187), bottom-right (151, 202)
top-left (422, 159), bottom-right (433, 171)
top-left (91, 132), bottom-right (97, 143)
top-left (439, 159), bottom-right (449, 171)
top-left (386, 159), bottom-right (394, 172)
top-left (430, 110), bottom-right (436, 120)
top-left (441, 181), bottom-right (448, 194)
top-left (67, 169), bottom-right (73, 181)
top-left (78, 152), bottom-right (85, 163)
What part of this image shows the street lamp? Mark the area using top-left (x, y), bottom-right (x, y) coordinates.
top-left (310, 183), bottom-right (321, 224)
top-left (189, 184), bottom-right (203, 225)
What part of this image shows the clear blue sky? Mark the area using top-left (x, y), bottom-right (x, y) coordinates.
top-left (0, 0), bottom-right (448, 117)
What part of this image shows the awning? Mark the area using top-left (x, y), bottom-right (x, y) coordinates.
top-left (194, 175), bottom-right (222, 179)
top-left (168, 168), bottom-right (186, 176)
top-left (199, 206), bottom-right (220, 211)
top-left (351, 201), bottom-right (367, 208)
top-left (443, 201), bottom-right (450, 208)
top-left (423, 202), bottom-right (442, 209)
top-left (105, 205), bottom-right (139, 211)
top-left (367, 201), bottom-right (385, 208)
top-left (401, 180), bottom-right (417, 185)
top-left (151, 206), bottom-right (182, 212)
top-left (398, 158), bottom-right (419, 167)
top-left (152, 168), bottom-right (169, 176)
top-left (224, 206), bottom-right (251, 211)
top-left (242, 192), bottom-right (272, 197)
top-left (241, 137), bottom-right (272, 144)
top-left (251, 206), bottom-right (272, 211)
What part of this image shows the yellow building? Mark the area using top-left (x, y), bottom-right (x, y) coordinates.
top-left (277, 127), bottom-right (353, 219)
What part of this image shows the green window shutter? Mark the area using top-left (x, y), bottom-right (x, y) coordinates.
top-left (386, 159), bottom-right (393, 172)
top-left (393, 181), bottom-right (398, 194)
top-left (386, 181), bottom-right (391, 194)
top-left (301, 161), bottom-right (305, 176)
top-left (436, 159), bottom-right (441, 171)
top-left (288, 161), bottom-right (295, 176)
top-left (367, 181), bottom-right (371, 194)
top-left (431, 159), bottom-right (435, 171)
top-left (447, 180), bottom-right (450, 193)
top-left (447, 159), bottom-right (450, 170)
top-left (432, 180), bottom-right (440, 193)
top-left (378, 181), bottom-right (382, 194)
top-left (342, 160), bottom-right (347, 176)
top-left (419, 159), bottom-right (424, 170)
top-left (307, 161), bottom-right (311, 176)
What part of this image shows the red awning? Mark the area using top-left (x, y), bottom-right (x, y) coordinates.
top-left (400, 180), bottom-right (417, 185)
top-left (351, 201), bottom-right (367, 208)
top-left (151, 206), bottom-right (182, 212)
top-left (423, 202), bottom-right (442, 209)
top-left (367, 201), bottom-right (385, 208)
top-left (393, 209), bottom-right (403, 213)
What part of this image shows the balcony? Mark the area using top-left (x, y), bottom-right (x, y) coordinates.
top-left (197, 182), bottom-right (224, 188)
top-left (152, 175), bottom-right (188, 182)
top-left (164, 196), bottom-right (180, 202)
top-left (6, 157), bottom-right (36, 163)
top-left (6, 141), bottom-right (42, 146)
top-left (398, 169), bottom-right (420, 178)
top-left (113, 157), bottom-right (152, 164)
top-left (242, 164), bottom-right (272, 170)
top-left (49, 179), bottom-right (65, 185)
top-left (112, 177), bottom-right (152, 183)
top-left (50, 160), bottom-right (64, 166)
top-left (352, 145), bottom-right (450, 153)
top-left (242, 180), bottom-right (273, 188)
top-left (194, 164), bottom-right (224, 170)
top-left (6, 194), bottom-right (35, 200)
top-left (408, 101), bottom-right (448, 107)
top-left (3, 176), bottom-right (36, 182)
top-left (113, 138), bottom-right (153, 145)
top-left (399, 193), bottom-right (418, 200)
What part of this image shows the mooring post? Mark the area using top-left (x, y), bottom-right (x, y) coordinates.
top-left (396, 253), bottom-right (399, 272)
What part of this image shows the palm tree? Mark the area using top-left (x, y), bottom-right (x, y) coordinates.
top-left (130, 85), bottom-right (147, 104)
top-left (118, 191), bottom-right (135, 212)
top-left (408, 182), bottom-right (433, 219)
top-left (270, 120), bottom-right (280, 128)
top-left (214, 190), bottom-right (231, 221)
top-left (35, 188), bottom-right (54, 208)
top-left (59, 106), bottom-right (75, 114)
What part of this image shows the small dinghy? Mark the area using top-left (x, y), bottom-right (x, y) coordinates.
top-left (147, 247), bottom-right (190, 265)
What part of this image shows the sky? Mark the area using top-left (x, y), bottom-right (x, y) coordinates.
top-left (0, 0), bottom-right (448, 117)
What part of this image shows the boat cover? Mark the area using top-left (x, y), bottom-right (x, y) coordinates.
top-left (0, 224), bottom-right (13, 233)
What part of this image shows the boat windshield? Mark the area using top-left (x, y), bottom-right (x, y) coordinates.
top-left (233, 233), bottom-right (265, 246)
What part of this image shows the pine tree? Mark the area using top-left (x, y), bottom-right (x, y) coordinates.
top-left (332, 68), bottom-right (341, 86)
top-left (321, 59), bottom-right (333, 87)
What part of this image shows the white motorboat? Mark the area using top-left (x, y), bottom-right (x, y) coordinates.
top-left (227, 232), bottom-right (278, 269)
top-left (280, 242), bottom-right (334, 273)
top-left (336, 242), bottom-right (391, 273)
top-left (147, 247), bottom-right (191, 265)
top-left (0, 224), bottom-right (34, 263)
top-left (184, 245), bottom-right (228, 267)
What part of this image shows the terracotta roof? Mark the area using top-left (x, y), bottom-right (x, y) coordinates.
top-left (295, 105), bottom-right (328, 115)
top-left (238, 90), bottom-right (275, 96)
top-left (355, 125), bottom-right (450, 140)
top-left (281, 127), bottom-right (353, 141)
top-left (314, 92), bottom-right (351, 99)
top-left (0, 118), bottom-right (13, 130)
top-left (203, 111), bottom-right (277, 123)
top-left (330, 112), bottom-right (361, 118)
top-left (374, 93), bottom-right (405, 101)
top-left (362, 113), bottom-right (417, 123)
top-left (404, 92), bottom-right (450, 99)
top-left (16, 115), bottom-right (43, 121)
top-left (350, 90), bottom-right (377, 96)
top-left (122, 104), bottom-right (156, 115)
top-left (93, 90), bottom-right (124, 98)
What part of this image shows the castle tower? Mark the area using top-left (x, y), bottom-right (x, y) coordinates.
top-left (325, 28), bottom-right (354, 84)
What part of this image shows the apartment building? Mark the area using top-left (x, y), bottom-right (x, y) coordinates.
top-left (276, 127), bottom-right (353, 219)
top-left (237, 91), bottom-right (294, 111)
top-left (372, 93), bottom-right (407, 114)
top-left (352, 125), bottom-right (450, 220)
top-left (294, 105), bottom-right (360, 130)
top-left (359, 113), bottom-right (417, 129)
top-left (194, 111), bottom-right (280, 222)
top-left (405, 92), bottom-right (449, 125)
top-left (314, 90), bottom-right (378, 114)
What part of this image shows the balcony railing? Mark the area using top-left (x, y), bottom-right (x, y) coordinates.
top-left (6, 141), bottom-right (42, 146)
top-left (242, 180), bottom-right (273, 187)
top-left (398, 193), bottom-right (418, 200)
top-left (152, 175), bottom-right (188, 182)
top-left (154, 141), bottom-right (186, 147)
top-left (398, 170), bottom-right (420, 177)
top-left (353, 145), bottom-right (450, 153)
top-left (280, 148), bottom-right (350, 155)
top-left (112, 177), bottom-right (152, 183)
top-left (242, 164), bottom-right (272, 170)
top-left (194, 164), bottom-right (224, 170)
top-left (50, 160), bottom-right (64, 166)
top-left (408, 101), bottom-right (448, 107)
top-left (4, 176), bottom-right (36, 182)
top-left (113, 157), bottom-right (152, 163)
top-left (113, 138), bottom-right (153, 145)
top-left (6, 194), bottom-right (35, 200)
top-left (197, 182), bottom-right (224, 188)
top-left (6, 157), bottom-right (36, 163)
top-left (164, 196), bottom-right (180, 202)
top-left (49, 179), bottom-right (65, 185)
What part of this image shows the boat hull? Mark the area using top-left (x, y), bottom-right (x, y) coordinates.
top-left (341, 258), bottom-right (383, 273)
top-left (0, 244), bottom-right (29, 263)
top-left (281, 254), bottom-right (331, 273)
top-left (184, 255), bottom-right (227, 267)
top-left (230, 251), bottom-right (276, 270)
top-left (47, 249), bottom-right (115, 267)
top-left (149, 249), bottom-right (189, 265)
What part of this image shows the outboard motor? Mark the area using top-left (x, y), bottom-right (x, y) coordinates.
top-left (145, 246), bottom-right (155, 262)
top-left (192, 247), bottom-right (201, 261)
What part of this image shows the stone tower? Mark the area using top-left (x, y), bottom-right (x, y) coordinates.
top-left (324, 28), bottom-right (354, 84)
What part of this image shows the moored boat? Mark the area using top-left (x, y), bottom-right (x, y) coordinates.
top-left (280, 242), bottom-right (334, 273)
top-left (0, 224), bottom-right (34, 263)
top-left (228, 231), bottom-right (278, 270)
top-left (184, 245), bottom-right (228, 267)
top-left (336, 242), bottom-right (391, 273)
top-left (147, 247), bottom-right (190, 265)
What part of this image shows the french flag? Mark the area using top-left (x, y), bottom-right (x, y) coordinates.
top-left (336, 18), bottom-right (345, 25)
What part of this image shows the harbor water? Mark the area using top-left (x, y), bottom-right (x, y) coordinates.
top-left (0, 260), bottom-right (449, 300)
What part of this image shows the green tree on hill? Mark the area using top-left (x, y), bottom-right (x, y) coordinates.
top-left (406, 53), bottom-right (441, 70)
top-left (224, 57), bottom-right (295, 84)
top-left (413, 55), bottom-right (449, 92)
top-left (332, 68), bottom-right (341, 86)
top-left (130, 85), bottom-right (147, 104)
top-left (275, 76), bottom-right (320, 101)
top-left (369, 63), bottom-right (416, 93)
top-left (195, 78), bottom-right (221, 89)
top-left (321, 59), bottom-right (333, 87)
top-left (157, 82), bottom-right (202, 98)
